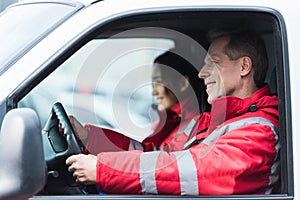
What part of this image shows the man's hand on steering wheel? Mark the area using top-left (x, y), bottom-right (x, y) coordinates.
top-left (66, 154), bottom-right (98, 185)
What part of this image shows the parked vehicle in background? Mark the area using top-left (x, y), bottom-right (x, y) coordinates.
top-left (0, 0), bottom-right (299, 199)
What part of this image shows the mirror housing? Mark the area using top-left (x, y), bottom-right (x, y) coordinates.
top-left (0, 108), bottom-right (46, 200)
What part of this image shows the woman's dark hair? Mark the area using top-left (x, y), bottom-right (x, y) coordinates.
top-left (154, 50), bottom-right (210, 112)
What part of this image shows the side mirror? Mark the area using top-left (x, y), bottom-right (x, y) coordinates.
top-left (0, 108), bottom-right (46, 200)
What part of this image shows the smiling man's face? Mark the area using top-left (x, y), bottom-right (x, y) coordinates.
top-left (198, 36), bottom-right (244, 104)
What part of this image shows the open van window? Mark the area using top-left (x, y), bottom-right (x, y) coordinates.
top-left (11, 5), bottom-right (291, 199)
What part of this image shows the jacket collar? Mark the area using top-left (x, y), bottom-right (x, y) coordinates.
top-left (208, 85), bottom-right (275, 132)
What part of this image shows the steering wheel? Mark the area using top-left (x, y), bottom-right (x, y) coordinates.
top-left (41, 102), bottom-right (84, 194)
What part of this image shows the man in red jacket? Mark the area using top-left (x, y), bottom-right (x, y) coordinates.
top-left (66, 30), bottom-right (279, 195)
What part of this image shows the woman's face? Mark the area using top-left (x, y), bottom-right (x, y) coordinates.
top-left (152, 64), bottom-right (178, 111)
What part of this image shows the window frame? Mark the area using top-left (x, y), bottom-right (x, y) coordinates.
top-left (6, 6), bottom-right (293, 200)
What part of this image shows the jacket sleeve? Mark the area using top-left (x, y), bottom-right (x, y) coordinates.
top-left (142, 109), bottom-right (180, 151)
top-left (84, 124), bottom-right (143, 155)
top-left (95, 123), bottom-right (279, 195)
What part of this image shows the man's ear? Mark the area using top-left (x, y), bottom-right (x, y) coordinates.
top-left (180, 75), bottom-right (190, 92)
top-left (240, 56), bottom-right (252, 77)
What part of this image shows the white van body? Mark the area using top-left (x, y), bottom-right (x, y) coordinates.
top-left (0, 0), bottom-right (298, 199)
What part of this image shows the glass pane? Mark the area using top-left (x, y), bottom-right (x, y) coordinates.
top-left (19, 37), bottom-right (175, 141)
top-left (0, 2), bottom-right (79, 74)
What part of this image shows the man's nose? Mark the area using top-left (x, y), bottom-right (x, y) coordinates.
top-left (198, 64), bottom-right (208, 80)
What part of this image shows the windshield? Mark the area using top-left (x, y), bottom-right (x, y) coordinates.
top-left (0, 1), bottom-right (83, 75)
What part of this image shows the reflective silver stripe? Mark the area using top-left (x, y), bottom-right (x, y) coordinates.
top-left (202, 117), bottom-right (279, 146)
top-left (174, 150), bottom-right (199, 195)
top-left (174, 118), bottom-right (197, 138)
top-left (199, 117), bottom-right (280, 194)
top-left (140, 151), bottom-right (160, 194)
top-left (128, 138), bottom-right (143, 151)
top-left (265, 121), bottom-right (280, 194)
top-left (183, 135), bottom-right (197, 149)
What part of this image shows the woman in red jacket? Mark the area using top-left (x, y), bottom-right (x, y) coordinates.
top-left (69, 50), bottom-right (208, 154)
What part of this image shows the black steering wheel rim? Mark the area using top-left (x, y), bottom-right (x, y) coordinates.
top-left (52, 102), bottom-right (83, 155)
top-left (41, 102), bottom-right (84, 194)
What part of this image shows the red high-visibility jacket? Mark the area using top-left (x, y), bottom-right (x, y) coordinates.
top-left (84, 97), bottom-right (199, 154)
top-left (95, 85), bottom-right (280, 195)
